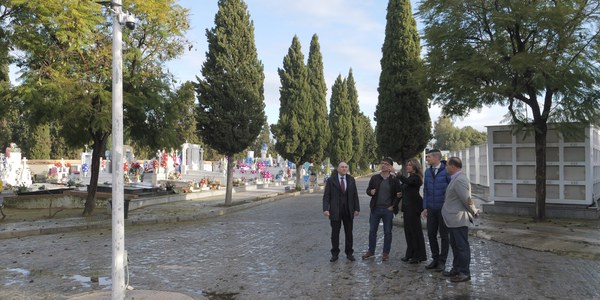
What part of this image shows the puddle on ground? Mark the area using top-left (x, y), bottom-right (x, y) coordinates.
top-left (66, 274), bottom-right (111, 288)
top-left (4, 268), bottom-right (31, 286)
top-left (4, 268), bottom-right (111, 289)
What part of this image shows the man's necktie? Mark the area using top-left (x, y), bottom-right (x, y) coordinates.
top-left (430, 166), bottom-right (435, 176)
top-left (341, 176), bottom-right (345, 193)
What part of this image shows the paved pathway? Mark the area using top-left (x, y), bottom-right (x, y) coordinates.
top-left (1, 178), bottom-right (599, 299)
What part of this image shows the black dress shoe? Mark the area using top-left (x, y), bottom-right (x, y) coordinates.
top-left (450, 274), bottom-right (471, 282)
top-left (400, 257), bottom-right (411, 262)
top-left (425, 260), bottom-right (438, 269)
top-left (330, 256), bottom-right (339, 262)
top-left (346, 255), bottom-right (356, 261)
top-left (409, 258), bottom-right (422, 264)
top-left (442, 270), bottom-right (459, 277)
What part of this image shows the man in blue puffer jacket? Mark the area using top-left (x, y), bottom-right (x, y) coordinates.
top-left (422, 149), bottom-right (450, 272)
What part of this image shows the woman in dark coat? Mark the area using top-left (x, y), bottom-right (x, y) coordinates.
top-left (397, 158), bottom-right (427, 263)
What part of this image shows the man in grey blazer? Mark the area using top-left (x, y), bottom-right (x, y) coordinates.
top-left (441, 157), bottom-right (479, 282)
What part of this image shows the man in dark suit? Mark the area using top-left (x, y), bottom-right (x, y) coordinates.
top-left (323, 161), bottom-right (360, 262)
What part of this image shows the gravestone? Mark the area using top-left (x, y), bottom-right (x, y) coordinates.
top-left (181, 143), bottom-right (204, 174)
top-left (0, 143), bottom-right (32, 188)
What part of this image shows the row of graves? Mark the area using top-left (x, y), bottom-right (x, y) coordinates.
top-left (231, 145), bottom-right (325, 191)
top-left (0, 144), bottom-right (33, 190)
top-left (0, 141), bottom-right (316, 196)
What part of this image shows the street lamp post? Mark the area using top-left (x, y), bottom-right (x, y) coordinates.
top-left (97, 1), bottom-right (136, 298)
top-left (111, 0), bottom-right (126, 298)
top-left (97, 0), bottom-right (135, 298)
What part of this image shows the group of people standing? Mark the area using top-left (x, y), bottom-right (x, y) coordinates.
top-left (322, 149), bottom-right (479, 283)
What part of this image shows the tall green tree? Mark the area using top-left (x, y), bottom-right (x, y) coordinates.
top-left (432, 116), bottom-right (456, 151)
top-left (168, 81), bottom-right (200, 145)
top-left (13, 0), bottom-right (190, 215)
top-left (29, 124), bottom-right (51, 159)
top-left (346, 69), bottom-right (363, 173)
top-left (196, 0), bottom-right (265, 205)
top-left (0, 2), bottom-right (28, 153)
top-left (271, 35), bottom-right (312, 189)
top-left (359, 114), bottom-right (378, 171)
top-left (419, 0), bottom-right (600, 220)
top-left (375, 0), bottom-right (430, 166)
top-left (329, 75), bottom-right (353, 165)
top-left (306, 34), bottom-right (330, 167)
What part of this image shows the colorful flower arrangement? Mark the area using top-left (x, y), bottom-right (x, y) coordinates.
top-left (262, 171), bottom-right (272, 179)
top-left (127, 162), bottom-right (144, 182)
top-left (237, 162), bottom-right (251, 169)
top-left (160, 152), bottom-right (168, 168)
top-left (167, 171), bottom-right (181, 180)
top-left (130, 162), bottom-right (142, 174)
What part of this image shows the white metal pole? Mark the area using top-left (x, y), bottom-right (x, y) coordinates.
top-left (111, 0), bottom-right (126, 298)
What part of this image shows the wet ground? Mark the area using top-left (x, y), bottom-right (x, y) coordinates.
top-left (1, 179), bottom-right (600, 299)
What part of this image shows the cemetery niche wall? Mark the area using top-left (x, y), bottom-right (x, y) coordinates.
top-left (486, 125), bottom-right (600, 207)
top-left (447, 125), bottom-right (600, 218)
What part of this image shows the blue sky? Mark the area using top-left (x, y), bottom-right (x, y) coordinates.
top-left (166, 0), bottom-right (506, 132)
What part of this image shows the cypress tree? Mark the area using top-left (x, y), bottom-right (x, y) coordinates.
top-left (29, 124), bottom-right (52, 159)
top-left (170, 81), bottom-right (200, 145)
top-left (306, 34), bottom-right (330, 167)
top-left (346, 69), bottom-right (364, 173)
top-left (271, 35), bottom-right (312, 189)
top-left (196, 0), bottom-right (266, 206)
top-left (329, 75), bottom-right (353, 165)
top-left (360, 115), bottom-right (378, 170)
top-left (375, 0), bottom-right (430, 166)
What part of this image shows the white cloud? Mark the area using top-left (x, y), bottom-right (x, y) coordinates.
top-left (429, 104), bottom-right (507, 132)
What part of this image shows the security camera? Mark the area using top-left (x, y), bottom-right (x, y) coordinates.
top-left (125, 13), bottom-right (136, 30)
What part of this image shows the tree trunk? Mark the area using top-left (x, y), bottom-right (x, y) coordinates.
top-left (83, 137), bottom-right (107, 216)
top-left (224, 156), bottom-right (233, 206)
top-left (398, 159), bottom-right (407, 176)
top-left (533, 122), bottom-right (547, 221)
top-left (296, 164), bottom-right (303, 190)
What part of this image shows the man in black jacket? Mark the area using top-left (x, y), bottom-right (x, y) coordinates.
top-left (362, 157), bottom-right (402, 261)
top-left (323, 161), bottom-right (360, 262)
